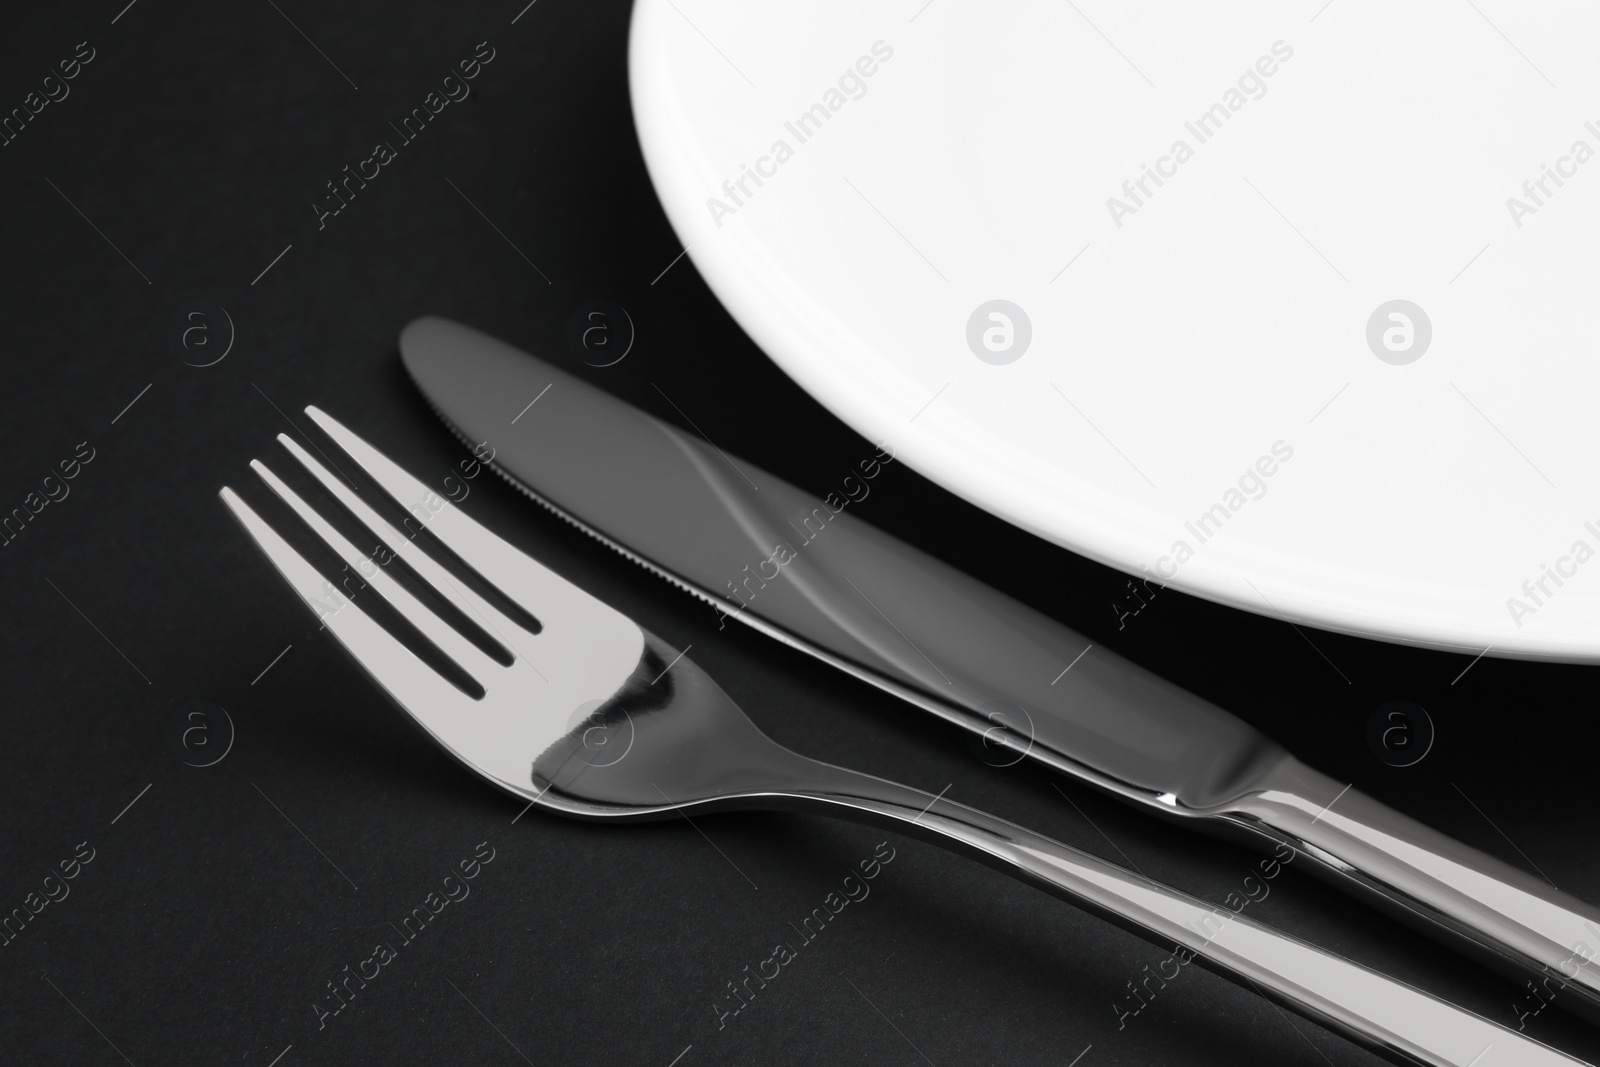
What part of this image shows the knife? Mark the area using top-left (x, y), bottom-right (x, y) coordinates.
top-left (400, 314), bottom-right (1600, 1019)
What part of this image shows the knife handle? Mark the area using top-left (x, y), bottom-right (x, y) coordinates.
top-left (789, 765), bottom-right (1588, 1067)
top-left (1218, 755), bottom-right (1600, 1023)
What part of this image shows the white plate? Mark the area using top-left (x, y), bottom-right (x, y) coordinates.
top-left (629, 0), bottom-right (1600, 662)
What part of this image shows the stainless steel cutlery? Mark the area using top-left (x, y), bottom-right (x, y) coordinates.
top-left (398, 316), bottom-right (1600, 1024)
top-left (222, 406), bottom-right (1590, 1066)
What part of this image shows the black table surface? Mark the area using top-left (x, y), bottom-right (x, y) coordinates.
top-left (2, 2), bottom-right (1597, 1065)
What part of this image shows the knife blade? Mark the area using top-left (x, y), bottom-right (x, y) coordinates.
top-left (400, 314), bottom-right (1600, 1019)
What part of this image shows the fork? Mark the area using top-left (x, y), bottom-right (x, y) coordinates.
top-left (221, 407), bottom-right (1590, 1067)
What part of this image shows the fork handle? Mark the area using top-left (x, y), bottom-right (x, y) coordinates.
top-left (1210, 755), bottom-right (1600, 1023)
top-left (782, 768), bottom-right (1588, 1067)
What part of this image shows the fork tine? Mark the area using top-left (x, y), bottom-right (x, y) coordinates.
top-left (248, 458), bottom-right (504, 685)
top-left (303, 405), bottom-right (588, 626)
top-left (219, 487), bottom-right (475, 730)
top-left (272, 431), bottom-right (535, 658)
